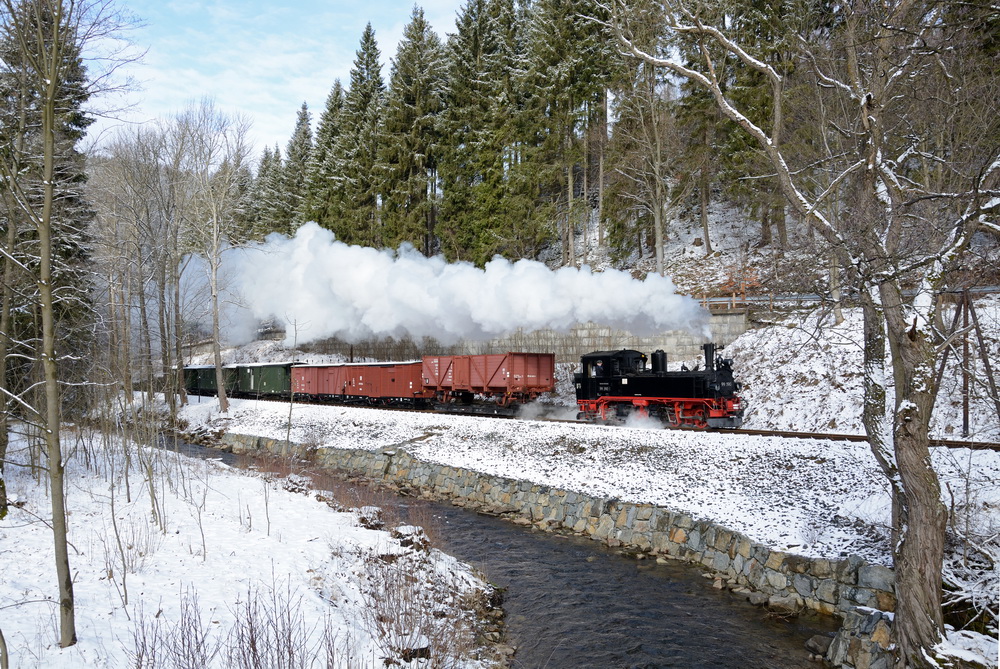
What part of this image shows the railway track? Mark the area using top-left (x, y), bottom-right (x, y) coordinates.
top-left (535, 415), bottom-right (1000, 451)
top-left (191, 392), bottom-right (1000, 452)
top-left (713, 427), bottom-right (1000, 451)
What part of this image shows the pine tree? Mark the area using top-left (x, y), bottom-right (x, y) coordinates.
top-left (284, 102), bottom-right (313, 232)
top-left (439, 0), bottom-right (551, 264)
top-left (438, 0), bottom-right (496, 262)
top-left (522, 0), bottom-right (619, 266)
top-left (330, 24), bottom-right (386, 246)
top-left (250, 144), bottom-right (293, 237)
top-left (381, 6), bottom-right (447, 254)
top-left (304, 80), bottom-right (346, 228)
top-left (485, 0), bottom-right (554, 261)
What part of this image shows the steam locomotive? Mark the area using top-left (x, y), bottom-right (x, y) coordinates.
top-left (574, 343), bottom-right (744, 428)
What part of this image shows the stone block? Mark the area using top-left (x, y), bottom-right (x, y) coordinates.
top-left (792, 573), bottom-right (815, 597)
top-left (837, 555), bottom-right (864, 585)
top-left (858, 564), bottom-right (895, 593)
top-left (805, 634), bottom-right (833, 656)
top-left (852, 587), bottom-right (878, 608)
top-left (714, 528), bottom-right (733, 551)
top-left (595, 515), bottom-right (615, 539)
top-left (816, 579), bottom-right (838, 604)
top-left (875, 590), bottom-right (896, 612)
top-left (826, 635), bottom-right (849, 666)
top-left (651, 532), bottom-right (671, 553)
top-left (764, 550), bottom-right (786, 571)
top-left (767, 593), bottom-right (803, 613)
top-left (736, 538), bottom-right (752, 559)
top-left (812, 559), bottom-right (833, 578)
top-left (765, 569), bottom-right (787, 590)
top-left (653, 511), bottom-right (673, 532)
top-left (870, 619), bottom-right (891, 649)
top-left (785, 554), bottom-right (812, 574)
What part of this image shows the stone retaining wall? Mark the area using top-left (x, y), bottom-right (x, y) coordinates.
top-left (219, 432), bottom-right (894, 668)
top-left (452, 311), bottom-right (749, 362)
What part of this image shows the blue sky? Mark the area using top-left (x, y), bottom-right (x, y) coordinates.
top-left (86, 0), bottom-right (464, 159)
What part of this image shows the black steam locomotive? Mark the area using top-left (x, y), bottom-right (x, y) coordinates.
top-left (574, 343), bottom-right (744, 429)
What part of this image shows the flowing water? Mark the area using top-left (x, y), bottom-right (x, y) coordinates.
top-left (413, 501), bottom-right (837, 669)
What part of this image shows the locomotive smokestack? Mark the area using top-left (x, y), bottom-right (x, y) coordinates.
top-left (703, 343), bottom-right (716, 370)
top-left (651, 350), bottom-right (667, 374)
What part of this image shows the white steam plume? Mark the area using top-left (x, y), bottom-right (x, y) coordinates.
top-left (225, 222), bottom-right (710, 346)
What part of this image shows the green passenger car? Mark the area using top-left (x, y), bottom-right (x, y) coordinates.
top-left (233, 363), bottom-right (293, 398)
top-left (183, 365), bottom-right (237, 396)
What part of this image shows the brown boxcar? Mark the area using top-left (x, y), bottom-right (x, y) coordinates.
top-left (292, 361), bottom-right (431, 404)
top-left (421, 352), bottom-right (555, 406)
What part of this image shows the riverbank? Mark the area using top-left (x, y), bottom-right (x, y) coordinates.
top-left (180, 397), bottom-right (998, 567)
top-left (178, 396), bottom-right (1000, 667)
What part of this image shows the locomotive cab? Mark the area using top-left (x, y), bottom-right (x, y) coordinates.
top-left (575, 349), bottom-right (647, 404)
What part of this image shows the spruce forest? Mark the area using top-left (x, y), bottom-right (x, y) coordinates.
top-left (216, 0), bottom-right (1000, 292)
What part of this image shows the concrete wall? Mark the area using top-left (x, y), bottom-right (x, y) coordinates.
top-left (217, 432), bottom-right (894, 669)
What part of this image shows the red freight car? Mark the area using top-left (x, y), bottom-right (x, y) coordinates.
top-left (421, 352), bottom-right (555, 406)
top-left (292, 361), bottom-right (433, 405)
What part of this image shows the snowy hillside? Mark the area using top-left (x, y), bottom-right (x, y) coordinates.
top-left (727, 296), bottom-right (1000, 442)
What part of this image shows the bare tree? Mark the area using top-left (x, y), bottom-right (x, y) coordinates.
top-left (611, 1), bottom-right (1000, 667)
top-left (608, 58), bottom-right (687, 275)
top-left (174, 99), bottom-right (254, 414)
top-left (0, 0), bottom-right (83, 647)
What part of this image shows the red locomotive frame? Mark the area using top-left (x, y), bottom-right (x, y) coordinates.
top-left (576, 395), bottom-right (744, 429)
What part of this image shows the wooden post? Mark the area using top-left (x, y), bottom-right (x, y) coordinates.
top-left (962, 291), bottom-right (970, 437)
top-left (967, 290), bottom-right (1000, 429)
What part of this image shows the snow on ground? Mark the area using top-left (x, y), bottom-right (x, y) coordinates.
top-left (0, 429), bottom-right (498, 669)
top-left (4, 296), bottom-right (998, 667)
